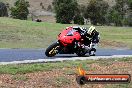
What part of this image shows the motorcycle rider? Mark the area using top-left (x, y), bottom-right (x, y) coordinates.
top-left (85, 26), bottom-right (100, 56)
top-left (72, 26), bottom-right (100, 56)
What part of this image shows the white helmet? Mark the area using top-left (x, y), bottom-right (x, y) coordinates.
top-left (87, 26), bottom-right (96, 35)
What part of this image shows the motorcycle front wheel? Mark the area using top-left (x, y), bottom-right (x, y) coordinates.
top-left (45, 42), bottom-right (60, 57)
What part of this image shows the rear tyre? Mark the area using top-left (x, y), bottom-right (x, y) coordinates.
top-left (76, 49), bottom-right (87, 57)
top-left (45, 42), bottom-right (60, 57)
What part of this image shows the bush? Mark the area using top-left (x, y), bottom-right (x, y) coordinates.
top-left (106, 8), bottom-right (123, 26)
top-left (125, 14), bottom-right (132, 26)
top-left (83, 0), bottom-right (109, 25)
top-left (74, 14), bottom-right (84, 25)
top-left (53, 0), bottom-right (78, 24)
top-left (10, 0), bottom-right (29, 20)
top-left (0, 2), bottom-right (8, 17)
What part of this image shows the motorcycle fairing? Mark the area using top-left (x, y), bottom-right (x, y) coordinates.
top-left (58, 27), bottom-right (81, 46)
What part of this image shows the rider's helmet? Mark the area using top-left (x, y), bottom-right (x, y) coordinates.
top-left (87, 26), bottom-right (96, 36)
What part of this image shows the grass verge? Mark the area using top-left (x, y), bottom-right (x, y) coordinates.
top-left (0, 57), bottom-right (132, 88)
top-left (0, 59), bottom-right (95, 75)
top-left (0, 57), bottom-right (131, 75)
top-left (0, 17), bottom-right (132, 48)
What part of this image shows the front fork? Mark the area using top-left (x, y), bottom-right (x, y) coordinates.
top-left (49, 45), bottom-right (60, 55)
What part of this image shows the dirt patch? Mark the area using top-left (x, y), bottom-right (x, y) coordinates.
top-left (0, 61), bottom-right (132, 88)
top-left (100, 40), bottom-right (128, 49)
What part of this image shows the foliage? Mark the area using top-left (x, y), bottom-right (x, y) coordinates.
top-left (83, 0), bottom-right (109, 25)
top-left (105, 8), bottom-right (123, 26)
top-left (53, 0), bottom-right (78, 24)
top-left (106, 0), bottom-right (132, 26)
top-left (10, 0), bottom-right (29, 20)
top-left (127, 0), bottom-right (132, 26)
top-left (80, 0), bottom-right (131, 26)
top-left (73, 14), bottom-right (84, 25)
top-left (125, 13), bottom-right (132, 26)
top-left (114, 0), bottom-right (128, 26)
top-left (0, 2), bottom-right (8, 17)
top-left (128, 0), bottom-right (132, 10)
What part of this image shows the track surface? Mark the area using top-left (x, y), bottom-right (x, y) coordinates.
top-left (0, 48), bottom-right (132, 62)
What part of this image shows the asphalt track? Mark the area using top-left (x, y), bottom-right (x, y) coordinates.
top-left (0, 48), bottom-right (132, 64)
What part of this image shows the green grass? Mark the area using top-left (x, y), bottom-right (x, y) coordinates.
top-left (0, 17), bottom-right (132, 48)
top-left (98, 26), bottom-right (132, 48)
top-left (0, 17), bottom-right (71, 48)
top-left (0, 59), bottom-right (95, 75)
top-left (0, 58), bottom-right (131, 75)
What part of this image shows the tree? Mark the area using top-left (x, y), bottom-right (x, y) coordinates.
top-left (114, 0), bottom-right (129, 26)
top-left (107, 0), bottom-right (131, 26)
top-left (128, 0), bottom-right (132, 10)
top-left (10, 0), bottom-right (29, 20)
top-left (83, 0), bottom-right (109, 25)
top-left (0, 2), bottom-right (8, 17)
top-left (73, 14), bottom-right (84, 25)
top-left (127, 0), bottom-right (132, 26)
top-left (53, 0), bottom-right (78, 24)
top-left (106, 8), bottom-right (122, 26)
top-left (127, 13), bottom-right (132, 26)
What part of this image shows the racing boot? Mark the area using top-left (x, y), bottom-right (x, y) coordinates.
top-left (89, 48), bottom-right (96, 56)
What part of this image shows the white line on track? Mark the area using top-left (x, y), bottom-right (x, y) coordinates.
top-left (0, 55), bottom-right (132, 65)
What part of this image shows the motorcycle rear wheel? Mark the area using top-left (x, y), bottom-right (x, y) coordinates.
top-left (76, 49), bottom-right (87, 56)
top-left (45, 42), bottom-right (59, 57)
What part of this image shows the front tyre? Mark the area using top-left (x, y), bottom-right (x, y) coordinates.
top-left (45, 42), bottom-right (60, 57)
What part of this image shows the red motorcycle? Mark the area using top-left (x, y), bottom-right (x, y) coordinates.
top-left (45, 26), bottom-right (95, 57)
